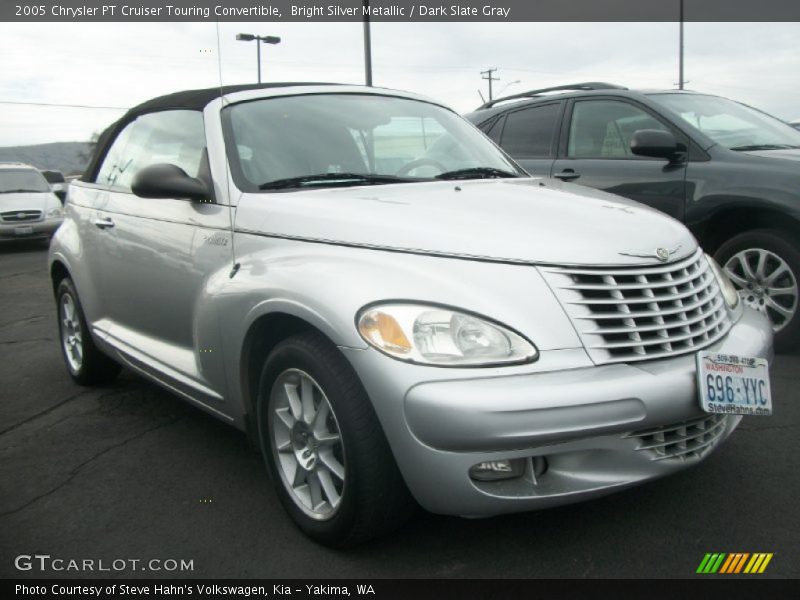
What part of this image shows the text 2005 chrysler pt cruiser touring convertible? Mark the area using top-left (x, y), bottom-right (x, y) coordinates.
top-left (49, 84), bottom-right (774, 546)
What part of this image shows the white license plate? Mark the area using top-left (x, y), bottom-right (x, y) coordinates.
top-left (14, 225), bottom-right (34, 235)
top-left (696, 352), bottom-right (772, 416)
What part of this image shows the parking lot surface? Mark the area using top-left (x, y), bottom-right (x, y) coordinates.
top-left (1, 240), bottom-right (798, 579)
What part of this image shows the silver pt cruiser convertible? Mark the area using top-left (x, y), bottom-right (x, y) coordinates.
top-left (49, 84), bottom-right (774, 546)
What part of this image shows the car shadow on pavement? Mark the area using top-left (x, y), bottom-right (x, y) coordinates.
top-left (0, 238), bottom-right (50, 254)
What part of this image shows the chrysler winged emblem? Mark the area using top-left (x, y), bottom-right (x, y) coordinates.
top-left (619, 244), bottom-right (681, 262)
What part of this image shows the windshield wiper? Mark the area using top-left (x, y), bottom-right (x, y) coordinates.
top-left (730, 144), bottom-right (800, 151)
top-left (0, 188), bottom-right (43, 194)
top-left (258, 172), bottom-right (418, 190)
top-left (435, 167), bottom-right (520, 180)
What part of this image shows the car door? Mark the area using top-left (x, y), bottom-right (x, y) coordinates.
top-left (551, 98), bottom-right (688, 221)
top-left (92, 109), bottom-right (232, 402)
top-left (488, 101), bottom-right (563, 177)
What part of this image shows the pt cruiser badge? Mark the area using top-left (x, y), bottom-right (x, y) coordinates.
top-left (48, 83), bottom-right (775, 546)
top-left (620, 244), bottom-right (682, 262)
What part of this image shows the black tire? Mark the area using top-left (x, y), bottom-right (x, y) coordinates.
top-left (256, 331), bottom-right (415, 547)
top-left (56, 277), bottom-right (122, 385)
top-left (714, 229), bottom-right (800, 352)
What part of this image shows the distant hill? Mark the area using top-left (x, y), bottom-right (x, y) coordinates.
top-left (0, 141), bottom-right (94, 176)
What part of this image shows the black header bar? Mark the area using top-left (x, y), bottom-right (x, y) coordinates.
top-left (4, 0), bottom-right (800, 22)
top-left (5, 578), bottom-right (800, 600)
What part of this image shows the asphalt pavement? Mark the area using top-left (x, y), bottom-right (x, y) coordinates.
top-left (1, 239), bottom-right (798, 579)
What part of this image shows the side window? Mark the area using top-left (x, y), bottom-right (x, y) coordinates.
top-left (481, 116), bottom-right (505, 144)
top-left (568, 100), bottom-right (670, 159)
top-left (96, 110), bottom-right (205, 191)
top-left (498, 103), bottom-right (561, 158)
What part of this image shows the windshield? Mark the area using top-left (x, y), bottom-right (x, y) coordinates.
top-left (649, 93), bottom-right (800, 150)
top-left (222, 93), bottom-right (524, 191)
top-left (0, 169), bottom-right (51, 193)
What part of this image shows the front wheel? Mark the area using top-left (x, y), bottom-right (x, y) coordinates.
top-left (715, 229), bottom-right (800, 352)
top-left (256, 331), bottom-right (414, 546)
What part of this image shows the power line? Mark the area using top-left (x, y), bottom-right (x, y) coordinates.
top-left (0, 100), bottom-right (127, 110)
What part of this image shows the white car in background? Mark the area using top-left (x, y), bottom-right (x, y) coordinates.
top-left (0, 163), bottom-right (64, 241)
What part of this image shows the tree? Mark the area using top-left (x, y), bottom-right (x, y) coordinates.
top-left (76, 131), bottom-right (101, 169)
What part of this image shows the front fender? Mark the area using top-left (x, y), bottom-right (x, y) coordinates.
top-left (215, 233), bottom-right (584, 422)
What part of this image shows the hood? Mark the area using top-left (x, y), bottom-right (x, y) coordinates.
top-left (0, 191), bottom-right (58, 212)
top-left (740, 148), bottom-right (800, 162)
top-left (235, 178), bottom-right (697, 267)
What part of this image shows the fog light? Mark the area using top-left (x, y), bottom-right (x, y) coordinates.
top-left (469, 459), bottom-right (525, 481)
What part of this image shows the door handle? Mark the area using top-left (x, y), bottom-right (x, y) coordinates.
top-left (93, 217), bottom-right (115, 229)
top-left (554, 169), bottom-right (580, 181)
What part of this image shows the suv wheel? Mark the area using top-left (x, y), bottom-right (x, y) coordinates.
top-left (56, 278), bottom-right (122, 385)
top-left (715, 229), bottom-right (800, 351)
top-left (256, 331), bottom-right (414, 546)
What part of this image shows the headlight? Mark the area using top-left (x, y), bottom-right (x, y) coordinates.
top-left (706, 254), bottom-right (740, 309)
top-left (357, 303), bottom-right (538, 366)
top-left (47, 207), bottom-right (63, 218)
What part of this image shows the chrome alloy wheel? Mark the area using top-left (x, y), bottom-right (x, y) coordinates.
top-left (724, 248), bottom-right (799, 332)
top-left (269, 369), bottom-right (346, 520)
top-left (60, 292), bottom-right (83, 372)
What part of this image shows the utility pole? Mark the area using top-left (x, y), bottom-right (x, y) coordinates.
top-left (678, 0), bottom-right (684, 90)
top-left (363, 0), bottom-right (373, 86)
top-left (481, 68), bottom-right (499, 102)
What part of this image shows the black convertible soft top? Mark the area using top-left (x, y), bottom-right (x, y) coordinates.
top-left (126, 82), bottom-right (333, 115)
top-left (82, 82), bottom-right (335, 181)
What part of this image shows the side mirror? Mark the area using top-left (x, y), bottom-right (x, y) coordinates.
top-left (131, 164), bottom-right (210, 202)
top-left (630, 129), bottom-right (681, 161)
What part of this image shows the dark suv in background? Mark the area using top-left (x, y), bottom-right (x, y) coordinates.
top-left (466, 83), bottom-right (800, 350)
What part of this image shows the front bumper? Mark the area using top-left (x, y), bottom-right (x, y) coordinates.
top-left (0, 218), bottom-right (62, 240)
top-left (342, 307), bottom-right (773, 516)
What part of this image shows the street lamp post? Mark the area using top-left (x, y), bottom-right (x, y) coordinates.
top-left (236, 33), bottom-right (281, 84)
top-left (497, 80), bottom-right (521, 96)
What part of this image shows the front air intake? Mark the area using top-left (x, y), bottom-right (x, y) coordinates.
top-left (542, 249), bottom-right (732, 364)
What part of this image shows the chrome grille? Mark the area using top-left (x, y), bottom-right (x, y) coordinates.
top-left (626, 414), bottom-right (729, 461)
top-left (1, 210), bottom-right (42, 222)
top-left (542, 249), bottom-right (732, 364)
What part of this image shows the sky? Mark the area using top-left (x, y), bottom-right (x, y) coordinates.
top-left (0, 21), bottom-right (798, 146)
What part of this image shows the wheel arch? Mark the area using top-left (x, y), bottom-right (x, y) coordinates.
top-left (50, 259), bottom-right (71, 297)
top-left (239, 310), bottom-right (341, 446)
top-left (695, 206), bottom-right (800, 255)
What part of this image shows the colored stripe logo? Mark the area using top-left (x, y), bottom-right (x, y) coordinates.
top-left (697, 553), bottom-right (773, 574)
